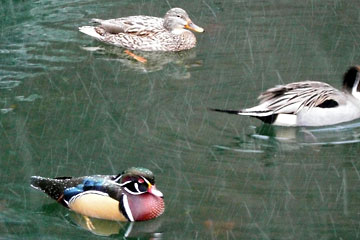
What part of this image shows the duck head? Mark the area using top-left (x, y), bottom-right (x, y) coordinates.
top-left (343, 65), bottom-right (360, 100)
top-left (114, 167), bottom-right (165, 221)
top-left (163, 8), bottom-right (204, 34)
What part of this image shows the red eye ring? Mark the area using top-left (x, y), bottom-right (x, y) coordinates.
top-left (138, 178), bottom-right (145, 184)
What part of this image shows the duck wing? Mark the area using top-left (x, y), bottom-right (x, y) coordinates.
top-left (256, 81), bottom-right (345, 114)
top-left (92, 16), bottom-right (164, 36)
top-left (30, 175), bottom-right (116, 206)
top-left (62, 177), bottom-right (123, 203)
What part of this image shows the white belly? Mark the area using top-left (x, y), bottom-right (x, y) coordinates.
top-left (296, 103), bottom-right (360, 127)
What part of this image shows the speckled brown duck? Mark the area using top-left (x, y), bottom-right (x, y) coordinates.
top-left (79, 8), bottom-right (204, 52)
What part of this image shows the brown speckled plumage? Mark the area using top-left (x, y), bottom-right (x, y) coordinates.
top-left (79, 8), bottom-right (204, 52)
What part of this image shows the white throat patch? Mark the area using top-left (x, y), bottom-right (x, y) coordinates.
top-left (171, 28), bottom-right (188, 35)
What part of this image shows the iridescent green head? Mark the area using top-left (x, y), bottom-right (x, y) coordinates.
top-left (120, 167), bottom-right (155, 185)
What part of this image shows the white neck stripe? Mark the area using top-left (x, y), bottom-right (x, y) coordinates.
top-left (122, 194), bottom-right (134, 221)
top-left (352, 73), bottom-right (360, 100)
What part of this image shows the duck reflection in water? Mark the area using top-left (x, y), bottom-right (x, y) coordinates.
top-left (253, 121), bottom-right (360, 146)
top-left (69, 212), bottom-right (163, 238)
top-left (214, 120), bottom-right (360, 155)
top-left (35, 202), bottom-right (164, 238)
top-left (81, 46), bottom-right (202, 79)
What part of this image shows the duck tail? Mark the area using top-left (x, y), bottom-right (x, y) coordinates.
top-left (78, 26), bottom-right (104, 41)
top-left (31, 176), bottom-right (71, 205)
top-left (208, 108), bottom-right (242, 115)
top-left (209, 106), bottom-right (275, 116)
top-left (209, 107), bottom-right (281, 124)
top-left (90, 18), bottom-right (104, 24)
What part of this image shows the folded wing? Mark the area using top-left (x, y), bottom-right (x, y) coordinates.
top-left (250, 81), bottom-right (344, 115)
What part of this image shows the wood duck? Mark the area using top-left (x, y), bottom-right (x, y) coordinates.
top-left (78, 8), bottom-right (204, 52)
top-left (210, 66), bottom-right (360, 127)
top-left (30, 167), bottom-right (165, 221)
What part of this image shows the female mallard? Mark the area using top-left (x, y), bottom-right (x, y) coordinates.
top-left (210, 66), bottom-right (360, 127)
top-left (79, 8), bottom-right (204, 52)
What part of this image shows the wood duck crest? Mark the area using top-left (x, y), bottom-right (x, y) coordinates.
top-left (30, 167), bottom-right (165, 222)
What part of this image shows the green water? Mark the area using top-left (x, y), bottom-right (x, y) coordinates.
top-left (1, 0), bottom-right (360, 239)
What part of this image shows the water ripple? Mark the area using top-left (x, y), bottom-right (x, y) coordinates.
top-left (15, 94), bottom-right (42, 102)
top-left (0, 80), bottom-right (21, 90)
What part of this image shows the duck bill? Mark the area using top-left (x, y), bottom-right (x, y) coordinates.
top-left (148, 185), bottom-right (164, 198)
top-left (185, 21), bottom-right (204, 33)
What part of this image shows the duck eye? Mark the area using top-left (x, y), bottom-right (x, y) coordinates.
top-left (122, 180), bottom-right (148, 195)
top-left (137, 182), bottom-right (148, 192)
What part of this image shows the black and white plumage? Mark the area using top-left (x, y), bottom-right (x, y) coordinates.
top-left (211, 66), bottom-right (360, 127)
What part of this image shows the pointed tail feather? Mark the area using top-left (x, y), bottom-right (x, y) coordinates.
top-left (31, 176), bottom-right (50, 191)
top-left (209, 107), bottom-right (275, 117)
top-left (208, 108), bottom-right (241, 115)
top-left (209, 108), bottom-right (280, 124)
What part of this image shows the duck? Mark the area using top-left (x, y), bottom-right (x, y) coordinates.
top-left (30, 167), bottom-right (165, 221)
top-left (210, 66), bottom-right (360, 127)
top-left (78, 8), bottom-right (204, 52)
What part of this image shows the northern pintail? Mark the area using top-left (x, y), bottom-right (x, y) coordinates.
top-left (211, 66), bottom-right (360, 127)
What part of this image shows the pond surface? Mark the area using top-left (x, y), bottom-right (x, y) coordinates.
top-left (1, 0), bottom-right (360, 239)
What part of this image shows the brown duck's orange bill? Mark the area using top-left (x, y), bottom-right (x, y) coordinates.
top-left (185, 21), bottom-right (204, 33)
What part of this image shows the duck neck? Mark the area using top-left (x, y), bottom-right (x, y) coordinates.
top-left (126, 193), bottom-right (164, 221)
top-left (352, 73), bottom-right (360, 100)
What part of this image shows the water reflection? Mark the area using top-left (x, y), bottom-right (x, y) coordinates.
top-left (203, 219), bottom-right (236, 239)
top-left (256, 121), bottom-right (360, 146)
top-left (0, 80), bottom-right (21, 90)
top-left (35, 203), bottom-right (164, 238)
top-left (81, 46), bottom-right (202, 78)
top-left (0, 94), bottom-right (42, 115)
top-left (214, 120), bottom-right (360, 153)
top-left (68, 213), bottom-right (163, 238)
